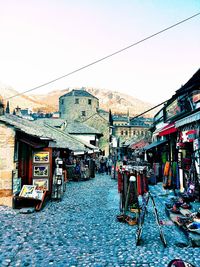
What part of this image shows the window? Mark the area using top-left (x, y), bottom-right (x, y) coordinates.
top-left (75, 98), bottom-right (79, 104)
top-left (133, 131), bottom-right (136, 135)
top-left (141, 131), bottom-right (144, 135)
top-left (82, 111), bottom-right (86, 116)
top-left (88, 99), bottom-right (92, 105)
top-left (121, 131), bottom-right (123, 135)
top-left (125, 131), bottom-right (128, 135)
top-left (61, 99), bottom-right (64, 105)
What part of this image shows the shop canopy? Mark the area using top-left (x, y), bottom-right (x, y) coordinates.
top-left (175, 111), bottom-right (200, 128)
top-left (143, 139), bottom-right (168, 150)
top-left (158, 122), bottom-right (177, 136)
top-left (129, 139), bottom-right (149, 150)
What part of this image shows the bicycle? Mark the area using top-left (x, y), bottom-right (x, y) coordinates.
top-left (135, 191), bottom-right (167, 247)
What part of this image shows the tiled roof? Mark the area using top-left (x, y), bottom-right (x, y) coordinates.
top-left (33, 118), bottom-right (65, 127)
top-left (60, 89), bottom-right (98, 99)
top-left (0, 115), bottom-right (98, 152)
top-left (113, 116), bottom-right (129, 122)
top-left (65, 122), bottom-right (102, 135)
top-left (33, 118), bottom-right (102, 135)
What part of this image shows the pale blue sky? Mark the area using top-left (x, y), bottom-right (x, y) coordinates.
top-left (0, 0), bottom-right (199, 104)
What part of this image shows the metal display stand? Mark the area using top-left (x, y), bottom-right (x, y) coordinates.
top-left (135, 191), bottom-right (167, 247)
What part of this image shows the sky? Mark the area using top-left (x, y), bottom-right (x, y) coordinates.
top-left (0, 0), bottom-right (200, 105)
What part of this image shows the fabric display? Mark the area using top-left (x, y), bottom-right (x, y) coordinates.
top-left (163, 161), bottom-right (180, 190)
top-left (137, 172), bottom-right (149, 196)
top-left (117, 171), bottom-right (123, 193)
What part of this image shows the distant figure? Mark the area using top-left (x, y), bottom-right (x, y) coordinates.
top-left (100, 157), bottom-right (105, 173)
top-left (106, 157), bottom-right (113, 175)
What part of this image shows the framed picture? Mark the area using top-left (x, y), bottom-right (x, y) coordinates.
top-left (33, 165), bottom-right (49, 177)
top-left (12, 170), bottom-right (21, 195)
top-left (33, 178), bottom-right (49, 191)
top-left (33, 151), bottom-right (49, 163)
top-left (19, 185), bottom-right (36, 198)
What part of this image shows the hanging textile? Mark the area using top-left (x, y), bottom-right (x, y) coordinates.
top-left (137, 172), bottom-right (149, 195)
top-left (117, 171), bottom-right (123, 193)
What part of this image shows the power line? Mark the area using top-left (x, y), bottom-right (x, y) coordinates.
top-left (131, 100), bottom-right (167, 119)
top-left (6, 11), bottom-right (200, 101)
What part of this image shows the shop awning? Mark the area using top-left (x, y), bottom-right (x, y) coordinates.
top-left (158, 123), bottom-right (177, 136)
top-left (129, 139), bottom-right (149, 149)
top-left (143, 139), bottom-right (168, 150)
top-left (175, 111), bottom-right (200, 127)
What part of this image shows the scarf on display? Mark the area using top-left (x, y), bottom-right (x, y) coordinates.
top-left (117, 171), bottom-right (123, 193)
top-left (137, 172), bottom-right (148, 195)
top-left (163, 161), bottom-right (172, 189)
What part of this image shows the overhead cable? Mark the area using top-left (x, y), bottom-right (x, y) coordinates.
top-left (6, 11), bottom-right (200, 100)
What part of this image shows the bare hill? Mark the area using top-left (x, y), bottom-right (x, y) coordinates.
top-left (0, 82), bottom-right (49, 112)
top-left (0, 83), bottom-right (156, 116)
top-left (30, 87), bottom-right (156, 117)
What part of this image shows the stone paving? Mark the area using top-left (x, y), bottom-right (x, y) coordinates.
top-left (0, 174), bottom-right (200, 267)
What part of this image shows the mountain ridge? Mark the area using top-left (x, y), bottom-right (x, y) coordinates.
top-left (0, 83), bottom-right (156, 116)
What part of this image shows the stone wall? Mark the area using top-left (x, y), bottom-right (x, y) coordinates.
top-left (83, 113), bottom-right (110, 156)
top-left (0, 123), bottom-right (15, 207)
top-left (59, 95), bottom-right (99, 121)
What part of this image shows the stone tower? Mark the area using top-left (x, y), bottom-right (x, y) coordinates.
top-left (59, 89), bottom-right (99, 122)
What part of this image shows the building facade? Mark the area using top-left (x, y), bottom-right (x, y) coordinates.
top-left (59, 89), bottom-right (99, 122)
top-left (59, 89), bottom-right (110, 155)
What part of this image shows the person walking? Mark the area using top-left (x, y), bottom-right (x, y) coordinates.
top-left (100, 157), bottom-right (105, 174)
top-left (106, 157), bottom-right (113, 175)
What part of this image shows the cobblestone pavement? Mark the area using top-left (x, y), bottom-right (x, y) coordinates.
top-left (0, 174), bottom-right (200, 267)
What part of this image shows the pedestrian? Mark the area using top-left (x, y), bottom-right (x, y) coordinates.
top-left (100, 157), bottom-right (105, 173)
top-left (106, 157), bottom-right (113, 175)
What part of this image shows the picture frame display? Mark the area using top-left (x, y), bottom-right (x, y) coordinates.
top-left (33, 165), bottom-right (49, 177)
top-left (19, 185), bottom-right (36, 198)
top-left (33, 178), bottom-right (49, 191)
top-left (33, 151), bottom-right (49, 163)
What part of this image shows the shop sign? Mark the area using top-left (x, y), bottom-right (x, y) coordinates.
top-left (192, 91), bottom-right (200, 103)
top-left (181, 130), bottom-right (197, 142)
top-left (165, 99), bottom-right (182, 120)
top-left (193, 138), bottom-right (200, 151)
top-left (192, 91), bottom-right (200, 109)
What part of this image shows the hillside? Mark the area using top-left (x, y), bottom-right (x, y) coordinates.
top-left (30, 87), bottom-right (156, 117)
top-left (0, 82), bottom-right (50, 112)
top-left (0, 83), bottom-right (156, 116)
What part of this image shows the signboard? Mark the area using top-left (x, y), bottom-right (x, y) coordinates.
top-left (193, 138), bottom-right (200, 151)
top-left (165, 99), bottom-right (182, 120)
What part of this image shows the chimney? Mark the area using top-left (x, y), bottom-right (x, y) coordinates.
top-left (0, 96), bottom-right (5, 115)
top-left (6, 101), bottom-right (10, 114)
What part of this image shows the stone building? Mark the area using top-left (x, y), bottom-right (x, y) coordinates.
top-left (59, 89), bottom-right (110, 155)
top-left (112, 115), bottom-right (152, 143)
top-left (59, 89), bottom-right (99, 122)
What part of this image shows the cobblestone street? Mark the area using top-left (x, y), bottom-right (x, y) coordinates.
top-left (0, 174), bottom-right (200, 267)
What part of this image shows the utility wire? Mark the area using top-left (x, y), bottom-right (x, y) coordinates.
top-left (6, 11), bottom-right (200, 101)
top-left (131, 99), bottom-right (168, 120)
